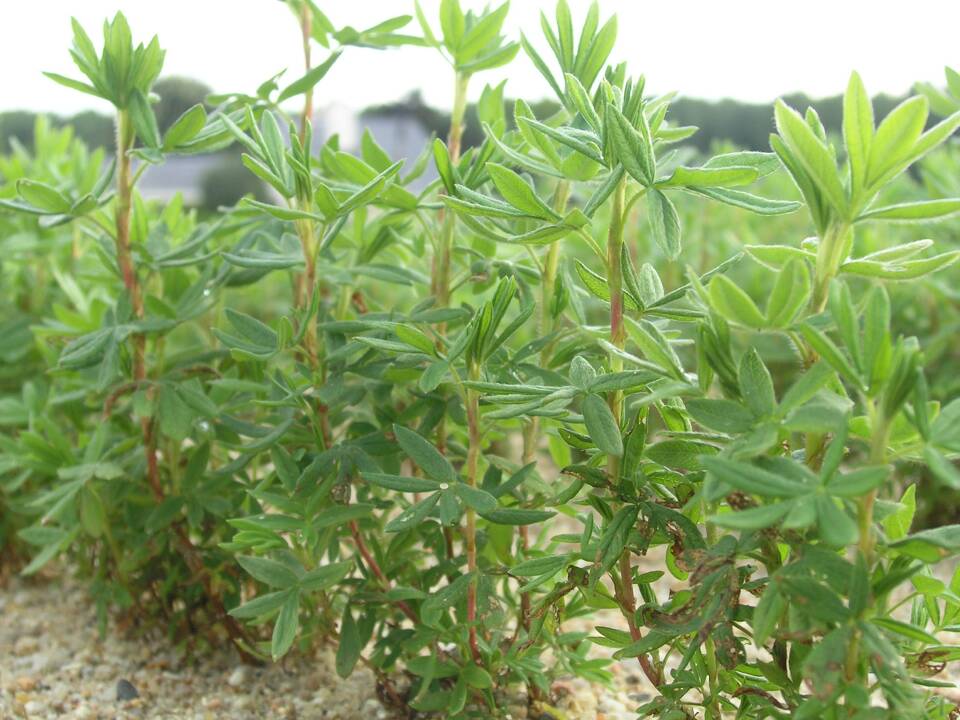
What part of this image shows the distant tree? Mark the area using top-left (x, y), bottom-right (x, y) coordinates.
top-left (0, 111), bottom-right (38, 152)
top-left (69, 111), bottom-right (114, 149)
top-left (153, 76), bottom-right (211, 133)
top-left (199, 152), bottom-right (266, 212)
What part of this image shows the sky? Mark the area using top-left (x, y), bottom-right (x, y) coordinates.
top-left (2, 1), bottom-right (958, 115)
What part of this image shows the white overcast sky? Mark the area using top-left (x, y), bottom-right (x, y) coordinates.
top-left (3, 1), bottom-right (958, 115)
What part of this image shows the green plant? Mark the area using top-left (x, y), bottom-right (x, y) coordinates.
top-left (4, 2), bottom-right (960, 719)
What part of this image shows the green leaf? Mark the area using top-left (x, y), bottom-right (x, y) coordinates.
top-left (421, 571), bottom-right (474, 626)
top-left (924, 446), bottom-right (960, 489)
top-left (229, 590), bottom-right (290, 619)
top-left (774, 99), bottom-right (847, 218)
top-left (685, 399), bottom-right (754, 434)
top-left (129, 89), bottom-right (161, 149)
top-left (739, 348), bottom-right (776, 417)
top-left (702, 456), bottom-right (811, 498)
top-left (385, 493), bottom-right (441, 532)
top-left (439, 0), bottom-right (466, 50)
top-left (605, 105), bottom-right (654, 184)
top-left (765, 257), bottom-right (811, 327)
top-left (278, 50), bottom-right (343, 102)
top-left (313, 504), bottom-right (375, 530)
top-left (335, 608), bottom-right (362, 677)
top-left (300, 561), bottom-right (353, 591)
top-left (708, 275), bottom-right (766, 328)
top-left (843, 71), bottom-right (873, 201)
top-left (459, 42), bottom-right (519, 73)
top-left (432, 138), bottom-right (457, 194)
top-left (574, 260), bottom-right (642, 311)
top-left (866, 95), bottom-right (928, 190)
top-left (393, 425), bottom-right (456, 483)
top-left (709, 501), bottom-right (792, 530)
top-left (479, 507), bottom-right (555, 525)
top-left (241, 198), bottom-right (323, 222)
top-left (237, 555), bottom-right (300, 588)
top-left (647, 189), bottom-right (681, 260)
top-left (16, 180), bottom-right (70, 213)
top-left (363, 472), bottom-right (441, 493)
top-left (659, 165), bottom-right (758, 188)
top-left (564, 73), bottom-right (601, 132)
top-left (461, 663), bottom-right (493, 689)
top-left (163, 104), bottom-right (207, 150)
top-left (582, 393), bottom-right (623, 457)
top-left (782, 576), bottom-right (850, 623)
top-left (511, 554), bottom-right (570, 577)
top-left (889, 525), bottom-right (960, 563)
top-left (871, 617), bottom-right (939, 645)
top-left (485, 163), bottom-right (558, 220)
top-left (43, 72), bottom-right (102, 99)
top-left (752, 581), bottom-right (785, 647)
top-left (690, 187), bottom-right (801, 215)
top-left (454, 483), bottom-right (498, 513)
top-left (858, 198), bottom-right (960, 222)
top-left (800, 323), bottom-right (862, 389)
top-left (815, 495), bottom-right (858, 547)
top-left (158, 384), bottom-right (193, 441)
top-left (826, 466), bottom-right (890, 497)
top-left (271, 591), bottom-right (299, 659)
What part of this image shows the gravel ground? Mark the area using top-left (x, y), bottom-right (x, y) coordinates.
top-left (0, 572), bottom-right (648, 720)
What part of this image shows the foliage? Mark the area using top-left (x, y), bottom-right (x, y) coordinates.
top-left (2, 3), bottom-right (960, 719)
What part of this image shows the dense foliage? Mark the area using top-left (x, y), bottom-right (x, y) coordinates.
top-left (3, 2), bottom-right (960, 718)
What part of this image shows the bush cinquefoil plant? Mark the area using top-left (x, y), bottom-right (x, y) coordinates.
top-left (3, 2), bottom-right (960, 718)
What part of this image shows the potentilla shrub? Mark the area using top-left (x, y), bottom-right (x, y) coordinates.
top-left (2, 1), bottom-right (960, 717)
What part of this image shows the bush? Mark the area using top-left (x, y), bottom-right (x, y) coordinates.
top-left (2, 2), bottom-right (960, 718)
top-left (199, 151), bottom-right (267, 212)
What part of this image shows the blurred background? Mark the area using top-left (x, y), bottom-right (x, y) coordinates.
top-left (2, 0), bottom-right (958, 211)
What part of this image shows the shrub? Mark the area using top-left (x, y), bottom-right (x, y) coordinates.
top-left (199, 151), bottom-right (268, 212)
top-left (2, 2), bottom-right (960, 718)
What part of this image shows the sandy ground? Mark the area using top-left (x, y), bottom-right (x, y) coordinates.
top-left (0, 572), bottom-right (650, 720)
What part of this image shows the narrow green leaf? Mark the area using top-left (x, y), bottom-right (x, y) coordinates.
top-left (582, 393), bottom-right (623, 457)
top-left (393, 425), bottom-right (457, 483)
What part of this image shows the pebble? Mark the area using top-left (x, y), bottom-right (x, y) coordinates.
top-left (227, 665), bottom-right (250, 688)
top-left (24, 700), bottom-right (44, 714)
top-left (116, 678), bottom-right (139, 701)
top-left (14, 635), bottom-right (39, 656)
top-left (14, 675), bottom-right (38, 691)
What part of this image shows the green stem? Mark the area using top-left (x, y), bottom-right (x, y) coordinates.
top-left (465, 360), bottom-right (482, 663)
top-left (298, 2), bottom-right (314, 145)
top-left (811, 222), bottom-right (852, 314)
top-left (845, 403), bottom-right (890, 684)
top-left (434, 72), bottom-right (470, 308)
top-left (604, 176), bottom-right (662, 686)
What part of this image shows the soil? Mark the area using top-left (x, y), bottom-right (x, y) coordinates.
top-left (0, 572), bottom-right (648, 720)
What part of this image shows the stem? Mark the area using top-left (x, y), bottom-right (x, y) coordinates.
top-left (116, 111), bottom-right (162, 504)
top-left (295, 217), bottom-right (319, 366)
top-left (603, 176), bottom-right (661, 687)
top-left (517, 180), bottom-right (573, 647)
top-left (115, 109), bottom-right (256, 663)
top-left (349, 520), bottom-right (418, 623)
top-left (432, 71), bottom-right (471, 483)
top-left (704, 636), bottom-right (722, 719)
top-left (298, 1), bottom-right (313, 146)
top-left (811, 222), bottom-right (851, 314)
top-left (115, 112), bottom-right (146, 383)
top-left (859, 408), bottom-right (890, 563)
top-left (433, 72), bottom-right (470, 308)
top-left (845, 404), bottom-right (890, 684)
top-left (465, 360), bottom-right (483, 663)
top-left (606, 176), bottom-right (627, 467)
